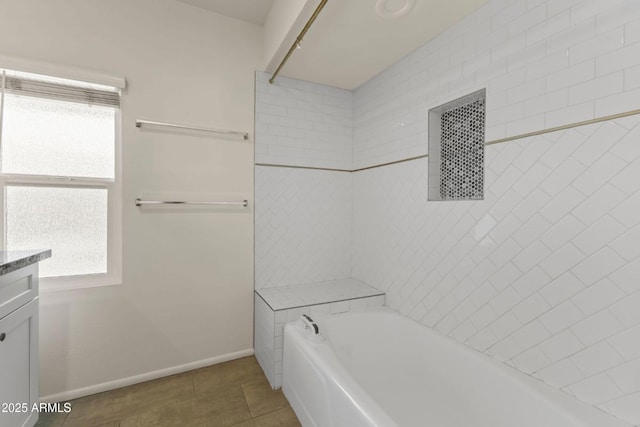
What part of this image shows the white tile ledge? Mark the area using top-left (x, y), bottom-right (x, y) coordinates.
top-left (255, 278), bottom-right (384, 311)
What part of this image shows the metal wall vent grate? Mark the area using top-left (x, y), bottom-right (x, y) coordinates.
top-left (428, 89), bottom-right (486, 201)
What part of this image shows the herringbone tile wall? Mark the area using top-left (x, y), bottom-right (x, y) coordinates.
top-left (255, 166), bottom-right (352, 289)
top-left (353, 116), bottom-right (640, 425)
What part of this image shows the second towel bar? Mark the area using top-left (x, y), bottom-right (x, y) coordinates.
top-left (135, 199), bottom-right (248, 207)
top-left (135, 119), bottom-right (249, 140)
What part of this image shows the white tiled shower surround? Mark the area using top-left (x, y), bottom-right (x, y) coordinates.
top-left (255, 0), bottom-right (640, 424)
top-left (255, 72), bottom-right (354, 289)
top-left (354, 0), bottom-right (640, 169)
top-left (255, 71), bottom-right (353, 170)
top-left (254, 166), bottom-right (352, 289)
top-left (353, 118), bottom-right (640, 425)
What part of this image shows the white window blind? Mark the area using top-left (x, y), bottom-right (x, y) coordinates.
top-left (2, 70), bottom-right (120, 108)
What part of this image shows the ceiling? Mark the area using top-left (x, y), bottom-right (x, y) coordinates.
top-left (176, 0), bottom-right (274, 25)
top-left (281, 0), bottom-right (488, 89)
top-left (174, 0), bottom-right (488, 90)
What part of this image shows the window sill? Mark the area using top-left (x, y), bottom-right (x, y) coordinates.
top-left (40, 274), bottom-right (122, 292)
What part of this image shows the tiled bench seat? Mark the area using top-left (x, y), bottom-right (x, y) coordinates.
top-left (254, 278), bottom-right (385, 389)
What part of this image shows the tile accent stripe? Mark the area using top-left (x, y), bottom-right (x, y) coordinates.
top-left (352, 155), bottom-right (429, 172)
top-left (254, 163), bottom-right (351, 173)
top-left (256, 109), bottom-right (640, 173)
top-left (255, 155), bottom-right (430, 173)
top-left (485, 108), bottom-right (640, 146)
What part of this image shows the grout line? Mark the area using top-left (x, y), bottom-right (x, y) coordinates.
top-left (239, 383), bottom-right (254, 422)
top-left (191, 370), bottom-right (196, 398)
top-left (252, 403), bottom-right (294, 421)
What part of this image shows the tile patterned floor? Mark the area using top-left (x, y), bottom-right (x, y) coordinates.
top-left (35, 357), bottom-right (301, 427)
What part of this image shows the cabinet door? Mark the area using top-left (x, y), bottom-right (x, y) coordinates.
top-left (0, 298), bottom-right (39, 427)
top-left (0, 264), bottom-right (38, 320)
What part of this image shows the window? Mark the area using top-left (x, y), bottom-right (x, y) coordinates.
top-left (428, 89), bottom-right (486, 201)
top-left (0, 68), bottom-right (122, 289)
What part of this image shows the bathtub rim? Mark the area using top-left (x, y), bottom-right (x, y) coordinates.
top-left (292, 307), bottom-right (631, 427)
top-left (283, 317), bottom-right (399, 426)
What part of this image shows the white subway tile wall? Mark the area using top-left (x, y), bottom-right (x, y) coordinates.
top-left (353, 0), bottom-right (640, 170)
top-left (254, 166), bottom-right (352, 289)
top-left (255, 72), bottom-right (353, 170)
top-left (353, 116), bottom-right (640, 425)
top-left (254, 293), bottom-right (276, 386)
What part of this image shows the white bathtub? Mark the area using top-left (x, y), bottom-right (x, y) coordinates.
top-left (283, 309), bottom-right (630, 427)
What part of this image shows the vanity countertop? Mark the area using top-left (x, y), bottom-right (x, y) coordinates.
top-left (0, 250), bottom-right (52, 277)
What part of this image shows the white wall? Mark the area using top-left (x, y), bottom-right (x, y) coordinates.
top-left (0, 0), bottom-right (261, 399)
top-left (263, 0), bottom-right (310, 68)
top-left (352, 0), bottom-right (640, 424)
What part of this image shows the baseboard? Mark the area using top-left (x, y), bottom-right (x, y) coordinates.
top-left (39, 348), bottom-right (255, 403)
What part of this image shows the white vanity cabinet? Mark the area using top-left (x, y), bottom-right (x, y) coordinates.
top-left (0, 251), bottom-right (50, 427)
top-left (0, 298), bottom-right (38, 427)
